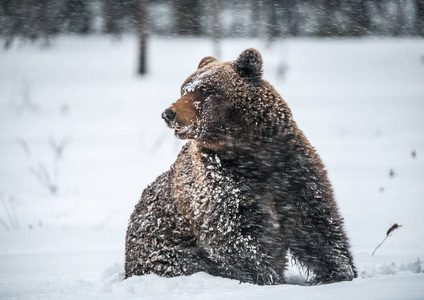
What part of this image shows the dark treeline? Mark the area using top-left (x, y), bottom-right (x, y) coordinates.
top-left (1, 0), bottom-right (423, 74)
top-left (1, 0), bottom-right (423, 46)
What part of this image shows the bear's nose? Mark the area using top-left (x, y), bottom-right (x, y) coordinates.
top-left (161, 108), bottom-right (176, 123)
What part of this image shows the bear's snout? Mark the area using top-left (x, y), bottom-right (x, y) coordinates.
top-left (162, 108), bottom-right (176, 126)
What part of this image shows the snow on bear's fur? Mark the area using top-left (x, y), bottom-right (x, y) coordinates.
top-left (125, 49), bottom-right (357, 285)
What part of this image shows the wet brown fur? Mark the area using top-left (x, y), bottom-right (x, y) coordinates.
top-left (125, 49), bottom-right (357, 285)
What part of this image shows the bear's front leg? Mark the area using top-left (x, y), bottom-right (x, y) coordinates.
top-left (206, 231), bottom-right (287, 285)
top-left (173, 145), bottom-right (287, 285)
top-left (288, 190), bottom-right (357, 284)
top-left (194, 193), bottom-right (287, 285)
top-left (125, 170), bottom-right (208, 278)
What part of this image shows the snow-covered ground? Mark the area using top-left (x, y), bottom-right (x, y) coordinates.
top-left (1, 36), bottom-right (424, 299)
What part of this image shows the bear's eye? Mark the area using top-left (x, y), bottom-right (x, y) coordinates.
top-left (198, 87), bottom-right (212, 97)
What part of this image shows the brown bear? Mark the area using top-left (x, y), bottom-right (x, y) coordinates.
top-left (125, 49), bottom-right (357, 285)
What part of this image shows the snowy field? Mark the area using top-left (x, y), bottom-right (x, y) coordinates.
top-left (1, 36), bottom-right (424, 299)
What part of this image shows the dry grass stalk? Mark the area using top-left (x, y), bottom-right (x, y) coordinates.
top-left (372, 223), bottom-right (402, 256)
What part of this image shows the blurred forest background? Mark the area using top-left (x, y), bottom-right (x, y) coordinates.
top-left (1, 0), bottom-right (424, 74)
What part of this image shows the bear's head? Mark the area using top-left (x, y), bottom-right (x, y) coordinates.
top-left (162, 48), bottom-right (289, 154)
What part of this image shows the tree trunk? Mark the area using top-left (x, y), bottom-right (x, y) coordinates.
top-left (65, 0), bottom-right (91, 34)
top-left (174, 0), bottom-right (202, 36)
top-left (348, 0), bottom-right (370, 36)
top-left (280, 0), bottom-right (299, 37)
top-left (211, 0), bottom-right (221, 59)
top-left (104, 0), bottom-right (121, 35)
top-left (416, 0), bottom-right (424, 36)
top-left (137, 0), bottom-right (148, 75)
top-left (267, 0), bottom-right (280, 42)
top-left (393, 0), bottom-right (406, 36)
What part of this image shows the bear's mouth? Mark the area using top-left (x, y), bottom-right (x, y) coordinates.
top-left (174, 124), bottom-right (194, 137)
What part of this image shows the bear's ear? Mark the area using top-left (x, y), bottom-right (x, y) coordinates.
top-left (234, 48), bottom-right (263, 81)
top-left (198, 56), bottom-right (218, 69)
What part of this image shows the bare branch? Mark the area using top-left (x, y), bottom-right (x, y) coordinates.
top-left (16, 138), bottom-right (32, 159)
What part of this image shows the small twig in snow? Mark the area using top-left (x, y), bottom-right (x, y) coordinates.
top-left (372, 223), bottom-right (402, 256)
top-left (8, 196), bottom-right (20, 230)
top-left (16, 138), bottom-right (32, 159)
top-left (26, 136), bottom-right (69, 195)
top-left (30, 163), bottom-right (57, 194)
top-left (0, 192), bottom-right (19, 231)
top-left (49, 136), bottom-right (68, 160)
top-left (13, 80), bottom-right (39, 115)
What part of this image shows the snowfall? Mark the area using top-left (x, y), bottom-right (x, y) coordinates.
top-left (0, 36), bottom-right (423, 299)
